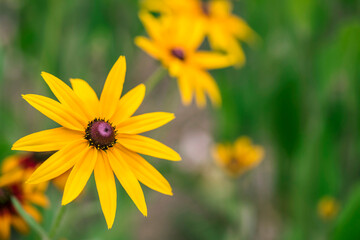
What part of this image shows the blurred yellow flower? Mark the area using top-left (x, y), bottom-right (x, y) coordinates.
top-left (0, 174), bottom-right (48, 240)
top-left (213, 136), bottom-right (264, 177)
top-left (135, 12), bottom-right (234, 108)
top-left (0, 153), bottom-right (69, 190)
top-left (317, 196), bottom-right (339, 221)
top-left (12, 56), bottom-right (181, 229)
top-left (141, 0), bottom-right (257, 67)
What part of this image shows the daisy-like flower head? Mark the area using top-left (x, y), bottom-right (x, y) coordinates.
top-left (0, 153), bottom-right (69, 190)
top-left (0, 174), bottom-right (48, 240)
top-left (317, 196), bottom-right (340, 221)
top-left (213, 136), bottom-right (264, 177)
top-left (141, 0), bottom-right (257, 67)
top-left (135, 13), bottom-right (234, 108)
top-left (12, 56), bottom-right (181, 228)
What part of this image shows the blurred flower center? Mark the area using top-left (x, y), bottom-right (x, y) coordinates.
top-left (201, 2), bottom-right (210, 16)
top-left (227, 157), bottom-right (242, 172)
top-left (171, 48), bottom-right (186, 61)
top-left (19, 153), bottom-right (47, 168)
top-left (85, 118), bottom-right (117, 150)
top-left (0, 186), bottom-right (22, 213)
top-left (0, 187), bottom-right (11, 208)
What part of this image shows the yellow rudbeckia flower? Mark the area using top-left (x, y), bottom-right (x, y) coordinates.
top-left (317, 196), bottom-right (340, 221)
top-left (141, 0), bottom-right (257, 67)
top-left (12, 56), bottom-right (181, 228)
top-left (0, 153), bottom-right (69, 190)
top-left (213, 136), bottom-right (264, 177)
top-left (135, 13), bottom-right (234, 108)
top-left (0, 174), bottom-right (48, 240)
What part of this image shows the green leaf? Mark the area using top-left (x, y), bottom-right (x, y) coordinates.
top-left (332, 184), bottom-right (360, 240)
top-left (11, 197), bottom-right (50, 240)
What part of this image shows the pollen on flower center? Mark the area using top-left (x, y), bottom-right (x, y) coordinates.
top-left (85, 118), bottom-right (117, 150)
top-left (171, 48), bottom-right (186, 61)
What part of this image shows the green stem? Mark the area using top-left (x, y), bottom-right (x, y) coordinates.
top-left (145, 66), bottom-right (167, 94)
top-left (49, 205), bottom-right (67, 239)
top-left (11, 197), bottom-right (50, 240)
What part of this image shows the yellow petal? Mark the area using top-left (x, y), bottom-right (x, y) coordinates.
top-left (62, 148), bottom-right (97, 205)
top-left (26, 139), bottom-right (88, 184)
top-left (251, 146), bottom-right (265, 164)
top-left (135, 37), bottom-right (164, 60)
top-left (111, 84), bottom-right (146, 125)
top-left (191, 51), bottom-right (233, 70)
top-left (0, 213), bottom-right (11, 240)
top-left (70, 78), bottom-right (99, 116)
top-left (196, 70), bottom-right (221, 107)
top-left (207, 27), bottom-right (246, 67)
top-left (94, 151), bottom-right (117, 229)
top-left (118, 145), bottom-right (172, 195)
top-left (168, 61), bottom-right (183, 77)
top-left (189, 21), bottom-right (206, 50)
top-left (227, 41), bottom-right (246, 68)
top-left (108, 146), bottom-right (147, 216)
top-left (179, 17), bottom-right (205, 50)
top-left (11, 217), bottom-right (29, 234)
top-left (12, 127), bottom-right (83, 152)
top-left (26, 193), bottom-right (49, 208)
top-left (234, 136), bottom-right (252, 151)
top-left (194, 82), bottom-right (206, 108)
top-left (228, 16), bottom-right (258, 44)
top-left (118, 134), bottom-right (181, 161)
top-left (100, 56), bottom-right (126, 119)
top-left (195, 87), bottom-right (206, 108)
top-left (24, 181), bottom-right (48, 193)
top-left (207, 22), bottom-right (228, 47)
top-left (209, 0), bottom-right (232, 17)
top-left (0, 169), bottom-right (23, 187)
top-left (22, 94), bottom-right (85, 130)
top-left (177, 73), bottom-right (194, 105)
top-left (140, 0), bottom-right (167, 13)
top-left (213, 144), bottom-right (233, 166)
top-left (23, 204), bottom-right (42, 222)
top-left (139, 11), bottom-right (163, 42)
top-left (41, 72), bottom-right (93, 120)
top-left (1, 155), bottom-right (21, 173)
top-left (117, 112), bottom-right (175, 134)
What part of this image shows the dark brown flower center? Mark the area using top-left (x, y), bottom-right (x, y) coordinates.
top-left (19, 155), bottom-right (39, 168)
top-left (171, 48), bottom-right (185, 61)
top-left (85, 118), bottom-right (117, 150)
top-left (0, 185), bottom-right (23, 214)
top-left (201, 2), bottom-right (210, 16)
top-left (0, 188), bottom-right (11, 207)
top-left (19, 153), bottom-right (50, 169)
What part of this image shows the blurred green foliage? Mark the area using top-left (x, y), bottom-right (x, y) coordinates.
top-left (216, 0), bottom-right (360, 239)
top-left (1, 0), bottom-right (360, 239)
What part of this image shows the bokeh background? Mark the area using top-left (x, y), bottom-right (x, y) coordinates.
top-left (1, 0), bottom-right (360, 239)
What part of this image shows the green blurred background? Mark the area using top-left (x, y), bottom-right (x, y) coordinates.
top-left (1, 0), bottom-right (360, 239)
